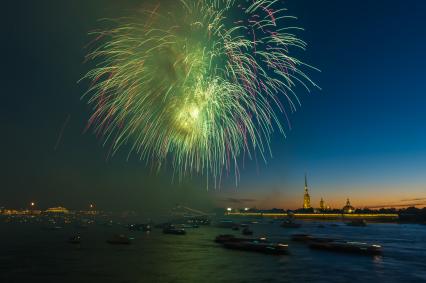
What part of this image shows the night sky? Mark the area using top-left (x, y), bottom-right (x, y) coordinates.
top-left (1, 0), bottom-right (426, 212)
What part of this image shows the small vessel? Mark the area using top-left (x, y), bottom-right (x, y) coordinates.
top-left (187, 217), bottom-right (211, 226)
top-left (107, 234), bottom-right (131, 245)
top-left (317, 224), bottom-right (326, 228)
top-left (75, 223), bottom-right (89, 230)
top-left (216, 220), bottom-right (235, 228)
top-left (128, 224), bottom-right (152, 232)
top-left (309, 241), bottom-right (382, 255)
top-left (346, 219), bottom-right (367, 227)
top-left (281, 219), bottom-right (301, 228)
top-left (163, 226), bottom-right (186, 235)
top-left (223, 241), bottom-right (289, 255)
top-left (154, 222), bottom-right (171, 229)
top-left (68, 235), bottom-right (81, 244)
top-left (42, 225), bottom-right (63, 231)
top-left (291, 234), bottom-right (313, 242)
top-left (242, 227), bottom-right (253, 235)
top-left (231, 225), bottom-right (240, 231)
top-left (214, 234), bottom-right (268, 244)
top-left (291, 234), bottom-right (335, 243)
top-left (177, 224), bottom-right (199, 229)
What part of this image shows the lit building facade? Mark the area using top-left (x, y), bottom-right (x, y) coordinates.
top-left (45, 207), bottom-right (69, 214)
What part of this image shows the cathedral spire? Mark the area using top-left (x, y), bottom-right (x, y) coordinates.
top-left (303, 173), bottom-right (311, 209)
top-left (305, 173), bottom-right (308, 188)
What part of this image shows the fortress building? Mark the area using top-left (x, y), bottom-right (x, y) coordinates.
top-left (343, 198), bottom-right (355, 213)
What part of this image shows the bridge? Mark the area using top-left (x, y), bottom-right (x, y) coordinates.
top-left (170, 205), bottom-right (215, 218)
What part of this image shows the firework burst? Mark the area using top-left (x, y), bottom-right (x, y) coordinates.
top-left (82, 0), bottom-right (319, 187)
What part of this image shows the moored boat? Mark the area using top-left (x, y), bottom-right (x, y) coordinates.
top-left (242, 227), bottom-right (253, 235)
top-left (107, 234), bottom-right (131, 245)
top-left (214, 234), bottom-right (268, 244)
top-left (223, 241), bottom-right (289, 255)
top-left (281, 219), bottom-right (301, 228)
top-left (42, 225), bottom-right (63, 231)
top-left (291, 234), bottom-right (335, 243)
top-left (68, 235), bottom-right (81, 244)
top-left (176, 224), bottom-right (199, 229)
top-left (163, 226), bottom-right (186, 235)
top-left (291, 234), bottom-right (313, 242)
top-left (216, 220), bottom-right (235, 228)
top-left (309, 241), bottom-right (382, 255)
top-left (128, 223), bottom-right (152, 232)
top-left (346, 219), bottom-right (367, 227)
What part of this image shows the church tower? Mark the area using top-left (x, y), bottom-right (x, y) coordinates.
top-left (320, 197), bottom-right (325, 210)
top-left (303, 174), bottom-right (311, 209)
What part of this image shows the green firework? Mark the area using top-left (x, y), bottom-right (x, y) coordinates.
top-left (82, 0), bottom-right (319, 186)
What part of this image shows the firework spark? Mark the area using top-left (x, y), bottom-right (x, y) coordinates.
top-left (82, 0), bottom-right (319, 187)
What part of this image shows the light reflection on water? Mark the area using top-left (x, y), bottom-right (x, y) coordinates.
top-left (0, 220), bottom-right (425, 283)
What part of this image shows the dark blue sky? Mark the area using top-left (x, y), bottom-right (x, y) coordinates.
top-left (1, 0), bottom-right (425, 210)
top-left (231, 0), bottom-right (426, 208)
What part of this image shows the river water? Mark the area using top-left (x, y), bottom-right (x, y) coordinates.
top-left (1, 219), bottom-right (426, 283)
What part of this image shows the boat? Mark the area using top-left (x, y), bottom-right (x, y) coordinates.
top-left (223, 241), bottom-right (289, 255)
top-left (346, 219), bottom-right (367, 227)
top-left (214, 234), bottom-right (268, 244)
top-left (216, 220), bottom-right (235, 228)
top-left (291, 234), bottom-right (313, 242)
top-left (309, 241), bottom-right (382, 255)
top-left (107, 234), bottom-right (131, 245)
top-left (231, 225), bottom-right (240, 231)
top-left (68, 235), bottom-right (81, 244)
top-left (177, 224), bottom-right (199, 229)
top-left (163, 226), bottom-right (186, 235)
top-left (75, 224), bottom-right (89, 230)
top-left (128, 223), bottom-right (152, 232)
top-left (187, 217), bottom-right (211, 226)
top-left (281, 219), bottom-right (301, 228)
top-left (42, 225), bottom-right (63, 231)
top-left (154, 222), bottom-right (171, 229)
top-left (242, 227), bottom-right (253, 235)
top-left (291, 234), bottom-right (335, 243)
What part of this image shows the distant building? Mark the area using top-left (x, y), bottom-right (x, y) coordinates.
top-left (45, 207), bottom-right (69, 214)
top-left (2, 209), bottom-right (21, 215)
top-left (342, 198), bottom-right (355, 213)
top-left (303, 174), bottom-right (311, 209)
top-left (320, 197), bottom-right (325, 210)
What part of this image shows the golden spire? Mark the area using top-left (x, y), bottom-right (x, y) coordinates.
top-left (303, 173), bottom-right (311, 209)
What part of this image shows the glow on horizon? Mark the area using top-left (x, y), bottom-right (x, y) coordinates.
top-left (215, 183), bottom-right (426, 210)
